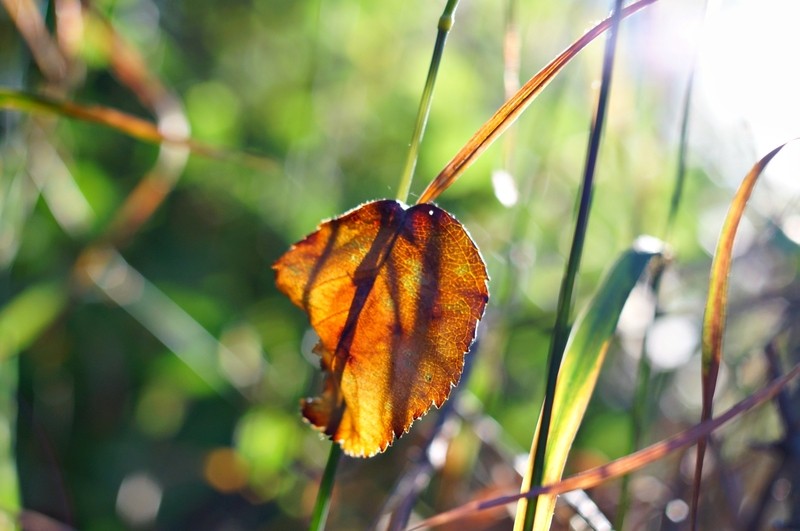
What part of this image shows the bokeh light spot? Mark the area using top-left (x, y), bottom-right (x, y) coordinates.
top-left (116, 473), bottom-right (162, 527)
top-left (204, 447), bottom-right (250, 494)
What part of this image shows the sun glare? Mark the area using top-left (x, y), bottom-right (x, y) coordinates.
top-left (698, 0), bottom-right (800, 151)
top-left (695, 0), bottom-right (800, 209)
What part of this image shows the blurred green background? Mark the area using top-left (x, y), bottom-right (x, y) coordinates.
top-left (2, 0), bottom-right (800, 529)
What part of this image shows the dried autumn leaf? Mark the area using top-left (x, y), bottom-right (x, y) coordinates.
top-left (274, 200), bottom-right (489, 457)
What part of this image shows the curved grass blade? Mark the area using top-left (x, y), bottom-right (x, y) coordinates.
top-left (514, 239), bottom-right (665, 530)
top-left (409, 360), bottom-right (800, 530)
top-left (415, 0), bottom-right (658, 205)
top-left (0, 89), bottom-right (276, 171)
top-left (692, 138), bottom-right (800, 528)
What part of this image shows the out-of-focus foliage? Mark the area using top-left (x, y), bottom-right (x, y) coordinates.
top-left (2, 0), bottom-right (800, 529)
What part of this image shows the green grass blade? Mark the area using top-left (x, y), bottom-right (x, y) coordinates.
top-left (309, 444), bottom-right (342, 531)
top-left (396, 0), bottom-right (460, 203)
top-left (514, 239), bottom-right (664, 530)
top-left (516, 0), bottom-right (626, 528)
top-left (692, 138), bottom-right (800, 528)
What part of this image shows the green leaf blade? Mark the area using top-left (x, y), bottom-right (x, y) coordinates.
top-left (515, 238), bottom-right (665, 530)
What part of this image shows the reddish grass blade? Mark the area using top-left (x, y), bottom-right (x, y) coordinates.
top-left (692, 138), bottom-right (800, 528)
top-left (409, 361), bottom-right (800, 530)
top-left (0, 89), bottom-right (276, 171)
top-left (415, 0), bottom-right (658, 205)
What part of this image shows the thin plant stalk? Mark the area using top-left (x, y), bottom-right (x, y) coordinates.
top-left (665, 0), bottom-right (708, 239)
top-left (615, 266), bottom-right (664, 530)
top-left (616, 346), bottom-right (653, 528)
top-left (620, 5), bottom-right (707, 524)
top-left (396, 0), bottom-right (460, 204)
top-left (308, 444), bottom-right (342, 531)
top-left (310, 4), bottom-right (460, 526)
top-left (520, 0), bottom-right (625, 528)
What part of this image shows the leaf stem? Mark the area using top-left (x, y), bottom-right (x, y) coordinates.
top-left (521, 1), bottom-right (625, 528)
top-left (396, 0), bottom-right (460, 204)
top-left (309, 443), bottom-right (342, 531)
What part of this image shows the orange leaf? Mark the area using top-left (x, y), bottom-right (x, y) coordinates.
top-left (274, 200), bottom-right (489, 457)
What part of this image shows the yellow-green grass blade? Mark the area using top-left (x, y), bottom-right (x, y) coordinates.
top-left (514, 238), bottom-right (665, 530)
top-left (692, 138), bottom-right (799, 528)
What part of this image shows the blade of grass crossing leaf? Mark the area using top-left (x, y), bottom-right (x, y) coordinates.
top-left (416, 0), bottom-right (658, 205)
top-left (410, 361), bottom-right (800, 530)
top-left (514, 240), bottom-right (664, 531)
top-left (396, 0), bottom-right (460, 203)
top-left (517, 1), bottom-right (626, 528)
top-left (692, 138), bottom-right (799, 529)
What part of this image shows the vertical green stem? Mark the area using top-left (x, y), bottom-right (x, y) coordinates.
top-left (396, 0), bottom-right (460, 204)
top-left (308, 444), bottom-right (342, 531)
top-left (521, 0), bottom-right (624, 528)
